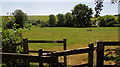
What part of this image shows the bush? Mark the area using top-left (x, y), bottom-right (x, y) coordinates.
top-left (2, 16), bottom-right (15, 29)
top-left (98, 15), bottom-right (118, 27)
top-left (2, 23), bottom-right (23, 53)
top-left (40, 21), bottom-right (49, 28)
top-left (98, 17), bottom-right (107, 27)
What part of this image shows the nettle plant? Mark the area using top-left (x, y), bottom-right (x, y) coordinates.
top-left (2, 16), bottom-right (23, 53)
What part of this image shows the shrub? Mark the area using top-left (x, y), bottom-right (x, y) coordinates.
top-left (98, 17), bottom-right (107, 27)
top-left (98, 15), bottom-right (118, 27)
top-left (40, 21), bottom-right (49, 28)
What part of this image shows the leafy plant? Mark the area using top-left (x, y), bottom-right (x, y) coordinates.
top-left (104, 48), bottom-right (120, 65)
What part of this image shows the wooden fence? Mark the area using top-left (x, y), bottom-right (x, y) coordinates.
top-left (23, 38), bottom-right (67, 66)
top-left (2, 38), bottom-right (120, 67)
top-left (1, 43), bottom-right (95, 67)
top-left (43, 43), bottom-right (95, 67)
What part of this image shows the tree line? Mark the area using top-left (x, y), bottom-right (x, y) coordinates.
top-left (48, 4), bottom-right (93, 27)
top-left (3, 3), bottom-right (120, 29)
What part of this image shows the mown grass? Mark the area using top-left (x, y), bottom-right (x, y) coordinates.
top-left (23, 26), bottom-right (118, 50)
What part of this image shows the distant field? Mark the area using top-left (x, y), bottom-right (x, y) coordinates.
top-left (27, 15), bottom-right (49, 21)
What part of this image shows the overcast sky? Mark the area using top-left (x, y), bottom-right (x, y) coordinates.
top-left (0, 0), bottom-right (119, 16)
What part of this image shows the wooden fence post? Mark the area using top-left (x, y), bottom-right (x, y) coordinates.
top-left (23, 38), bottom-right (29, 67)
top-left (88, 43), bottom-right (94, 67)
top-left (49, 52), bottom-right (59, 67)
top-left (23, 38), bottom-right (29, 54)
top-left (63, 38), bottom-right (67, 67)
top-left (96, 42), bottom-right (104, 67)
top-left (12, 43), bottom-right (17, 67)
top-left (50, 52), bottom-right (55, 67)
top-left (38, 48), bottom-right (43, 67)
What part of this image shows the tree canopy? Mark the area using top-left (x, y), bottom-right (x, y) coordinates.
top-left (48, 14), bottom-right (56, 27)
top-left (72, 4), bottom-right (93, 27)
top-left (13, 9), bottom-right (27, 28)
top-left (57, 13), bottom-right (65, 27)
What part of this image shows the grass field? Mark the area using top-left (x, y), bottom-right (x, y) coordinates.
top-left (23, 26), bottom-right (118, 50)
top-left (23, 26), bottom-right (119, 65)
top-left (27, 15), bottom-right (49, 21)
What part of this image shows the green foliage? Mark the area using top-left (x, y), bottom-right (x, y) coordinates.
top-left (56, 13), bottom-right (65, 27)
top-left (117, 14), bottom-right (120, 24)
top-left (13, 9), bottom-right (27, 28)
top-left (98, 17), bottom-right (107, 27)
top-left (72, 3), bottom-right (93, 27)
top-left (39, 21), bottom-right (49, 28)
top-left (2, 10), bottom-right (31, 66)
top-left (2, 23), bottom-right (23, 52)
top-left (64, 12), bottom-right (74, 27)
top-left (104, 48), bottom-right (120, 65)
top-left (98, 15), bottom-right (118, 27)
top-left (2, 16), bottom-right (15, 29)
top-left (49, 14), bottom-right (56, 27)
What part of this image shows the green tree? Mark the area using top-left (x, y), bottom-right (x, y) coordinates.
top-left (72, 4), bottom-right (93, 27)
top-left (13, 9), bottom-right (27, 28)
top-left (118, 14), bottom-right (120, 24)
top-left (105, 15), bottom-right (118, 26)
top-left (98, 17), bottom-right (107, 27)
top-left (65, 12), bottom-right (74, 27)
top-left (98, 15), bottom-right (118, 27)
top-left (57, 13), bottom-right (65, 27)
top-left (49, 14), bottom-right (56, 27)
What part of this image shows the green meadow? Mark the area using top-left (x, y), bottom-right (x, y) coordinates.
top-left (27, 15), bottom-right (49, 21)
top-left (23, 26), bottom-right (118, 51)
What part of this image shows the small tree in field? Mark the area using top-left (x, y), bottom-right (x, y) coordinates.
top-left (57, 13), bottom-right (65, 27)
top-left (72, 3), bottom-right (93, 27)
top-left (65, 12), bottom-right (74, 27)
top-left (13, 9), bottom-right (27, 28)
top-left (49, 14), bottom-right (56, 27)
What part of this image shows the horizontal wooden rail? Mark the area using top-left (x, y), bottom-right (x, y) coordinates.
top-left (72, 63), bottom-right (88, 67)
top-left (1, 53), bottom-right (55, 63)
top-left (98, 41), bottom-right (120, 46)
top-left (28, 40), bottom-right (63, 43)
top-left (43, 47), bottom-right (90, 56)
top-left (28, 50), bottom-right (53, 53)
